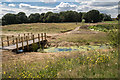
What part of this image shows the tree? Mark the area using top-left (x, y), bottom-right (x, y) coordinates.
top-left (28, 13), bottom-right (40, 23)
top-left (39, 13), bottom-right (45, 22)
top-left (83, 10), bottom-right (101, 23)
top-left (78, 12), bottom-right (83, 22)
top-left (46, 13), bottom-right (60, 23)
top-left (2, 13), bottom-right (18, 25)
top-left (16, 12), bottom-right (28, 23)
top-left (103, 14), bottom-right (112, 21)
top-left (59, 11), bottom-right (66, 22)
top-left (118, 14), bottom-right (120, 19)
top-left (99, 13), bottom-right (104, 22)
top-left (43, 12), bottom-right (53, 22)
top-left (117, 14), bottom-right (120, 20)
top-left (59, 11), bottom-right (82, 22)
top-left (83, 13), bottom-right (91, 23)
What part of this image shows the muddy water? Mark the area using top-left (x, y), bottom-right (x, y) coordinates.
top-left (43, 45), bottom-right (110, 53)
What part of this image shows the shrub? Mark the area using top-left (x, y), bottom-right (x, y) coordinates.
top-left (108, 24), bottom-right (119, 47)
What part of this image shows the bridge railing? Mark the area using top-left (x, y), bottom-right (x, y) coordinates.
top-left (1, 33), bottom-right (47, 49)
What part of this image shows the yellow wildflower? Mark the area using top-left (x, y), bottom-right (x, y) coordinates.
top-left (4, 71), bottom-right (6, 74)
top-left (9, 76), bottom-right (11, 78)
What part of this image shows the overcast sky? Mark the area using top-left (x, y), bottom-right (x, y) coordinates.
top-left (0, 0), bottom-right (120, 18)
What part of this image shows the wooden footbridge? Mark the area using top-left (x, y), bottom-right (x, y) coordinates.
top-left (0, 33), bottom-right (47, 52)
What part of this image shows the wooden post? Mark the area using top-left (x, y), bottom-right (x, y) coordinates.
top-left (26, 36), bottom-right (27, 41)
top-left (26, 36), bottom-right (29, 51)
top-left (41, 33), bottom-right (43, 42)
top-left (16, 38), bottom-right (18, 51)
top-left (7, 36), bottom-right (9, 46)
top-left (28, 33), bottom-right (29, 40)
top-left (44, 33), bottom-right (46, 40)
top-left (24, 34), bottom-right (25, 40)
top-left (33, 35), bottom-right (35, 44)
top-left (12, 35), bottom-right (14, 44)
top-left (21, 37), bottom-right (24, 50)
top-left (18, 34), bottom-right (20, 42)
top-left (38, 34), bottom-right (40, 45)
top-left (1, 37), bottom-right (4, 48)
top-left (31, 33), bottom-right (32, 40)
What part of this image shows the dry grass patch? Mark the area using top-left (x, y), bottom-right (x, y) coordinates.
top-left (2, 23), bottom-right (83, 34)
top-left (50, 32), bottom-right (108, 46)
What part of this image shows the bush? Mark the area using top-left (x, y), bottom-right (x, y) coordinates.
top-left (108, 24), bottom-right (119, 47)
top-left (88, 24), bottom-right (114, 32)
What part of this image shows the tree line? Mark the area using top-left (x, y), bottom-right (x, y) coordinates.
top-left (2, 10), bottom-right (113, 26)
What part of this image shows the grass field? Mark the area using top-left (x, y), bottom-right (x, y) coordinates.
top-left (2, 23), bottom-right (84, 34)
top-left (54, 32), bottom-right (108, 45)
top-left (2, 22), bottom-right (118, 78)
top-left (2, 49), bottom-right (118, 78)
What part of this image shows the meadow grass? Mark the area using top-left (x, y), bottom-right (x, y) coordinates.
top-left (103, 21), bottom-right (118, 24)
top-left (2, 23), bottom-right (83, 34)
top-left (2, 49), bottom-right (118, 78)
top-left (51, 32), bottom-right (108, 45)
top-left (2, 22), bottom-right (118, 78)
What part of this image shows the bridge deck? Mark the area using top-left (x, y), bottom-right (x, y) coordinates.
top-left (0, 38), bottom-right (41, 50)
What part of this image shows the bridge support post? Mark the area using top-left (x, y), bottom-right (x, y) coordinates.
top-left (7, 36), bottom-right (9, 46)
top-left (26, 36), bottom-right (29, 51)
top-left (41, 33), bottom-right (44, 49)
top-left (24, 34), bottom-right (25, 40)
top-left (31, 33), bottom-right (32, 40)
top-left (12, 35), bottom-right (14, 44)
top-left (28, 33), bottom-right (29, 40)
top-left (18, 34), bottom-right (20, 42)
top-left (21, 37), bottom-right (24, 50)
top-left (33, 35), bottom-right (35, 44)
top-left (41, 33), bottom-right (43, 42)
top-left (26, 36), bottom-right (27, 41)
top-left (38, 34), bottom-right (40, 45)
top-left (44, 33), bottom-right (46, 40)
top-left (1, 37), bottom-right (4, 48)
top-left (16, 38), bottom-right (19, 51)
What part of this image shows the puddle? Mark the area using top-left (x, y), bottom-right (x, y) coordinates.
top-left (43, 45), bottom-right (110, 53)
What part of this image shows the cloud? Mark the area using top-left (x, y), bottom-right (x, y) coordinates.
top-left (19, 3), bottom-right (56, 12)
top-left (75, 0), bottom-right (91, 2)
top-left (75, 0), bottom-right (119, 2)
top-left (94, 0), bottom-right (119, 2)
top-left (8, 4), bottom-right (16, 7)
top-left (1, 0), bottom-right (120, 2)
top-left (5, 0), bottom-right (13, 2)
top-left (18, 2), bottom-right (78, 13)
top-left (0, 2), bottom-right (118, 18)
top-left (89, 2), bottom-right (118, 7)
top-left (56, 2), bottom-right (77, 11)
top-left (40, 0), bottom-right (57, 2)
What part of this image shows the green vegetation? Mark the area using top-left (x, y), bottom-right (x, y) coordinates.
top-left (103, 20), bottom-right (118, 24)
top-left (2, 9), bottom-right (115, 26)
top-left (83, 10), bottom-right (103, 23)
top-left (2, 49), bottom-right (118, 78)
top-left (88, 24), bottom-right (119, 48)
top-left (53, 33), bottom-right (108, 45)
top-left (2, 16), bottom-right (118, 78)
top-left (88, 24), bottom-right (114, 32)
top-left (107, 24), bottom-right (119, 47)
top-left (2, 11), bottom-right (82, 25)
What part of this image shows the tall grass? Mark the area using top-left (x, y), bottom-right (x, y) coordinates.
top-left (53, 32), bottom-right (108, 45)
top-left (2, 23), bottom-right (83, 34)
top-left (2, 49), bottom-right (118, 78)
